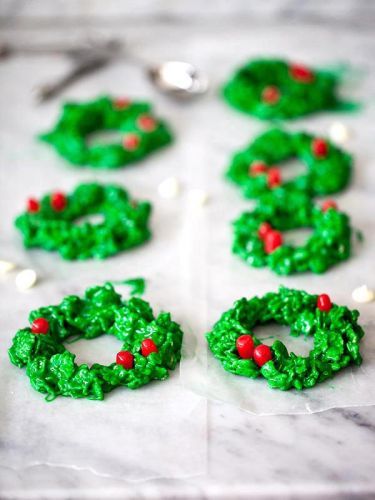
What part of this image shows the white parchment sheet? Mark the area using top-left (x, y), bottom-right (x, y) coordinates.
top-left (0, 55), bottom-right (207, 480)
top-left (180, 171), bottom-right (375, 414)
top-left (0, 273), bottom-right (206, 480)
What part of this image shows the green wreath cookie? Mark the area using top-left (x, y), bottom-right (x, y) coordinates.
top-left (206, 287), bottom-right (364, 391)
top-left (8, 283), bottom-right (184, 401)
top-left (40, 96), bottom-right (173, 168)
top-left (15, 182), bottom-right (151, 260)
top-left (233, 188), bottom-right (352, 275)
top-left (226, 128), bottom-right (352, 199)
top-left (223, 58), bottom-right (356, 120)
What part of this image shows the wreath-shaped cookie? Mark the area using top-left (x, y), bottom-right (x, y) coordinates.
top-left (8, 283), bottom-right (184, 401)
top-left (206, 287), bottom-right (364, 391)
top-left (226, 128), bottom-right (352, 199)
top-left (40, 96), bottom-right (173, 168)
top-left (232, 188), bottom-right (352, 275)
top-left (15, 182), bottom-right (151, 260)
top-left (223, 58), bottom-right (356, 120)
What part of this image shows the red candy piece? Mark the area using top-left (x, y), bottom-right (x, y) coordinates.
top-left (321, 200), bottom-right (338, 212)
top-left (312, 138), bottom-right (328, 158)
top-left (258, 222), bottom-right (273, 240)
top-left (123, 133), bottom-right (140, 151)
top-left (236, 335), bottom-right (255, 359)
top-left (141, 339), bottom-right (158, 357)
top-left (267, 168), bottom-right (282, 188)
top-left (138, 115), bottom-right (157, 132)
top-left (253, 344), bottom-right (272, 367)
top-left (27, 198), bottom-right (40, 213)
top-left (249, 161), bottom-right (268, 176)
top-left (116, 350), bottom-right (134, 370)
top-left (317, 293), bottom-right (332, 312)
top-left (113, 97), bottom-right (131, 110)
top-left (51, 192), bottom-right (67, 211)
top-left (262, 86), bottom-right (280, 105)
top-left (264, 230), bottom-right (283, 254)
top-left (290, 64), bottom-right (314, 83)
top-left (31, 317), bottom-right (49, 334)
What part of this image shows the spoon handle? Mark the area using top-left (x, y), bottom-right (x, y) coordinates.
top-left (34, 55), bottom-right (109, 103)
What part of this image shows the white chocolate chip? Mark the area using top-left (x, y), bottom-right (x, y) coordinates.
top-left (0, 260), bottom-right (16, 274)
top-left (187, 188), bottom-right (209, 207)
top-left (15, 269), bottom-right (37, 291)
top-left (158, 177), bottom-right (180, 199)
top-left (352, 285), bottom-right (375, 304)
top-left (329, 122), bottom-right (350, 145)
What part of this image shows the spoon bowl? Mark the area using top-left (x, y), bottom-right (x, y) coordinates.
top-left (148, 61), bottom-right (208, 99)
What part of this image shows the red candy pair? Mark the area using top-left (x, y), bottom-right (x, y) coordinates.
top-left (236, 335), bottom-right (272, 367)
top-left (249, 161), bottom-right (282, 189)
top-left (27, 192), bottom-right (67, 213)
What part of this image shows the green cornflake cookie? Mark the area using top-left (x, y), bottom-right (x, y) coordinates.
top-left (233, 188), bottom-right (352, 275)
top-left (8, 283), bottom-right (184, 401)
top-left (206, 287), bottom-right (364, 391)
top-left (39, 96), bottom-right (173, 168)
top-left (226, 128), bottom-right (352, 200)
top-left (223, 58), bottom-right (357, 120)
top-left (15, 182), bottom-right (151, 260)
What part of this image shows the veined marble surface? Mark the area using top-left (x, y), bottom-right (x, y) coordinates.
top-left (1, 4), bottom-right (375, 499)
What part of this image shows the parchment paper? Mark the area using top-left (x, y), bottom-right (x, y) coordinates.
top-left (0, 55), bottom-right (207, 480)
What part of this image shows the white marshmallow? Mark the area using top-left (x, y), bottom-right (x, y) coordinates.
top-left (352, 285), bottom-right (375, 304)
top-left (15, 269), bottom-right (37, 291)
top-left (187, 188), bottom-right (209, 207)
top-left (0, 260), bottom-right (16, 274)
top-left (158, 177), bottom-right (180, 199)
top-left (329, 122), bottom-right (350, 145)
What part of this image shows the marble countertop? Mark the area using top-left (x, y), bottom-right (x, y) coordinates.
top-left (1, 3), bottom-right (375, 499)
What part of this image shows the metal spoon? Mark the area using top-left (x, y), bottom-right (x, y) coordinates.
top-left (0, 38), bottom-right (208, 101)
top-left (147, 61), bottom-right (209, 99)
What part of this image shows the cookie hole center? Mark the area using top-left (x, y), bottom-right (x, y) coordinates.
top-left (279, 158), bottom-right (306, 181)
top-left (253, 324), bottom-right (313, 357)
top-left (74, 213), bottom-right (105, 226)
top-left (282, 227), bottom-right (313, 247)
top-left (87, 130), bottom-right (124, 146)
top-left (65, 335), bottom-right (122, 367)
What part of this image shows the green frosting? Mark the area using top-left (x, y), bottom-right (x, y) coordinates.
top-left (223, 58), bottom-right (357, 120)
top-left (233, 188), bottom-right (352, 275)
top-left (8, 283), bottom-right (184, 401)
top-left (206, 287), bottom-right (364, 391)
top-left (15, 182), bottom-right (152, 260)
top-left (40, 96), bottom-right (173, 168)
top-left (226, 128), bottom-right (352, 199)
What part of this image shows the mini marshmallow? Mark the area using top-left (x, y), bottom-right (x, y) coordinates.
top-left (352, 285), bottom-right (375, 304)
top-left (15, 269), bottom-right (37, 291)
top-left (0, 260), bottom-right (16, 274)
top-left (329, 122), bottom-right (350, 145)
top-left (158, 177), bottom-right (180, 199)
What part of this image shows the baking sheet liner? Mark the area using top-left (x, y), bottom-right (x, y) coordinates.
top-left (179, 174), bottom-right (375, 414)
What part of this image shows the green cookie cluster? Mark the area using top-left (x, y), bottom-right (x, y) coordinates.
top-left (8, 283), bottom-right (184, 401)
top-left (232, 188), bottom-right (352, 275)
top-left (206, 287), bottom-right (364, 391)
top-left (40, 96), bottom-right (173, 168)
top-left (15, 182), bottom-right (152, 260)
top-left (226, 128), bottom-right (352, 199)
top-left (223, 58), bottom-right (356, 120)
